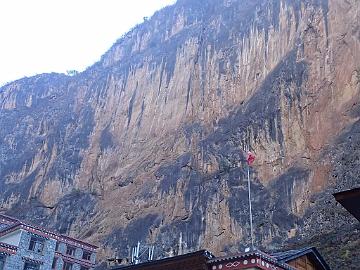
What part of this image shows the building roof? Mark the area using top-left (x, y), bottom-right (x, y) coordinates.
top-left (113, 249), bottom-right (295, 270)
top-left (0, 214), bottom-right (98, 251)
top-left (333, 187), bottom-right (360, 221)
top-left (112, 250), bottom-right (214, 270)
top-left (272, 247), bottom-right (331, 270)
top-left (0, 215), bottom-right (20, 226)
top-left (110, 247), bottom-right (331, 270)
top-left (209, 249), bottom-right (295, 270)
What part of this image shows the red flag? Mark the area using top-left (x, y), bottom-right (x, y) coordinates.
top-left (246, 151), bottom-right (255, 165)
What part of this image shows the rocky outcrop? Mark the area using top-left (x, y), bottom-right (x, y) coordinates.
top-left (0, 0), bottom-right (359, 269)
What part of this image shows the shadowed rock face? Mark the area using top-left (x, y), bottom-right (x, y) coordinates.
top-left (0, 0), bottom-right (359, 268)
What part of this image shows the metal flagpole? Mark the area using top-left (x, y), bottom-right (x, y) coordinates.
top-left (247, 165), bottom-right (254, 250)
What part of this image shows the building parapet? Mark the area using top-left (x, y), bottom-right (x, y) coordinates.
top-left (0, 214), bottom-right (98, 252)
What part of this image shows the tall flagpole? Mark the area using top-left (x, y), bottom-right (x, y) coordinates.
top-left (247, 162), bottom-right (254, 250)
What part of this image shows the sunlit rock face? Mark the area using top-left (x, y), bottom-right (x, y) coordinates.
top-left (0, 0), bottom-right (359, 268)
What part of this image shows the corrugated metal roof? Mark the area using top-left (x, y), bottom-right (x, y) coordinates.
top-left (271, 246), bottom-right (311, 261)
top-left (272, 247), bottom-right (331, 270)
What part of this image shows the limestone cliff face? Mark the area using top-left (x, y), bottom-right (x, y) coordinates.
top-left (0, 0), bottom-right (359, 268)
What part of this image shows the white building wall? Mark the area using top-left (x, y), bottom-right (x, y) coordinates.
top-left (0, 229), bottom-right (23, 246)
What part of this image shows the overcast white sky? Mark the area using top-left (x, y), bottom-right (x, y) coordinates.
top-left (0, 0), bottom-right (176, 86)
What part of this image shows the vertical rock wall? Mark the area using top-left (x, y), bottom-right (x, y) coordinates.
top-left (0, 0), bottom-right (359, 268)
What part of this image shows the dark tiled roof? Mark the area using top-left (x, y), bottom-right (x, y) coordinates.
top-left (113, 250), bottom-right (214, 269)
top-left (272, 247), bottom-right (331, 270)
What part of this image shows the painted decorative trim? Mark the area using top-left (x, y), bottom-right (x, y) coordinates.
top-left (22, 256), bottom-right (44, 264)
top-left (55, 252), bottom-right (95, 268)
top-left (0, 215), bottom-right (97, 251)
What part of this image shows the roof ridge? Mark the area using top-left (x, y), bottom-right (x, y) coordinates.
top-left (0, 215), bottom-right (98, 250)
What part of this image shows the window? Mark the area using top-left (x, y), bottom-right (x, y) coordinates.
top-left (23, 262), bottom-right (40, 270)
top-left (55, 242), bottom-right (60, 251)
top-left (66, 246), bottom-right (76, 256)
top-left (82, 250), bottom-right (91, 261)
top-left (0, 255), bottom-right (6, 270)
top-left (63, 262), bottom-right (72, 270)
top-left (80, 266), bottom-right (89, 270)
top-left (52, 258), bottom-right (58, 269)
top-left (28, 237), bottom-right (45, 253)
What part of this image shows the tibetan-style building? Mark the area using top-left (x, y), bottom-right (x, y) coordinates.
top-left (0, 214), bottom-right (98, 270)
top-left (111, 247), bottom-right (330, 270)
